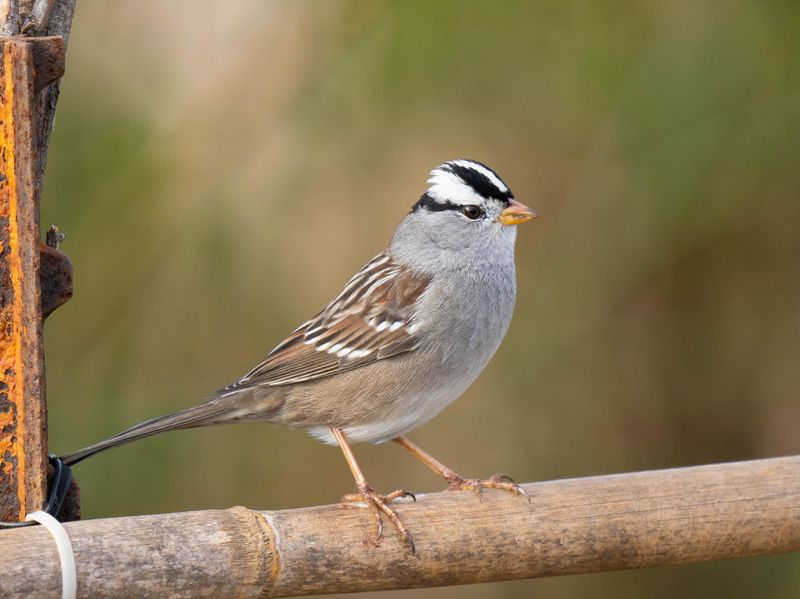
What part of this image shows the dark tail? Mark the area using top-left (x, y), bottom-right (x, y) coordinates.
top-left (60, 394), bottom-right (250, 466)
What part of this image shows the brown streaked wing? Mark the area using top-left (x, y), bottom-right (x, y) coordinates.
top-left (227, 255), bottom-right (432, 389)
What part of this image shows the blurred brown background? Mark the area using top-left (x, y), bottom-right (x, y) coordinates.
top-left (44, 1), bottom-right (799, 597)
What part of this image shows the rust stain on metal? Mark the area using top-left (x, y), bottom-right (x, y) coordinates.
top-left (29, 36), bottom-right (65, 94)
top-left (0, 39), bottom-right (59, 522)
top-left (0, 40), bottom-right (27, 519)
top-left (39, 242), bottom-right (72, 318)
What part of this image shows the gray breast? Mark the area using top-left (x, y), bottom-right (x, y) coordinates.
top-left (421, 263), bottom-right (516, 369)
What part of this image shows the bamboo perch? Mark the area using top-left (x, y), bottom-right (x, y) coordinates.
top-left (0, 455), bottom-right (798, 598)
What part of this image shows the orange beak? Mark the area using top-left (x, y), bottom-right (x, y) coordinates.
top-left (497, 199), bottom-right (538, 226)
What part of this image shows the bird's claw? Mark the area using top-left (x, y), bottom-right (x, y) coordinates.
top-left (341, 485), bottom-right (417, 554)
top-left (447, 472), bottom-right (529, 502)
top-left (340, 488), bottom-right (416, 504)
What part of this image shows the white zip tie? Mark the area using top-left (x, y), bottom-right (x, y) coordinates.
top-left (25, 511), bottom-right (77, 599)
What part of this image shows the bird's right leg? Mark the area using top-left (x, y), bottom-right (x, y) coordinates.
top-left (393, 435), bottom-right (528, 499)
top-left (332, 427), bottom-right (416, 553)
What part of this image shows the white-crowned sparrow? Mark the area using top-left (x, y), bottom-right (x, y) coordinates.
top-left (61, 159), bottom-right (537, 552)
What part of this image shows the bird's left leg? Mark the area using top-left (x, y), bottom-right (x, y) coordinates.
top-left (392, 436), bottom-right (528, 500)
top-left (332, 428), bottom-right (417, 553)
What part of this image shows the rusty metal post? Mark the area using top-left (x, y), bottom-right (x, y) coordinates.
top-left (0, 35), bottom-right (69, 523)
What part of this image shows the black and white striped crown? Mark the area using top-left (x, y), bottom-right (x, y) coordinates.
top-left (413, 159), bottom-right (514, 213)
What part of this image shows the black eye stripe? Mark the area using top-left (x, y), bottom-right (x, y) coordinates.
top-left (411, 195), bottom-right (497, 218)
top-left (411, 194), bottom-right (461, 213)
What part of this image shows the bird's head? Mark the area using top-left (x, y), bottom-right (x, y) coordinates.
top-left (392, 159), bottom-right (537, 267)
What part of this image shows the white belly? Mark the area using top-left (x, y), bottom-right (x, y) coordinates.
top-left (308, 376), bottom-right (472, 445)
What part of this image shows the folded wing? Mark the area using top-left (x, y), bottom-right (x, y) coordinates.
top-left (225, 253), bottom-right (431, 390)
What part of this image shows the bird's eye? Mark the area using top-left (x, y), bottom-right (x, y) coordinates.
top-left (462, 205), bottom-right (483, 220)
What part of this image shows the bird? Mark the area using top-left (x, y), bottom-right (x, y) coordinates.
top-left (61, 159), bottom-right (537, 553)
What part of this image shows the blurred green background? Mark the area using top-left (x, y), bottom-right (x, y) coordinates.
top-left (43, 1), bottom-right (800, 597)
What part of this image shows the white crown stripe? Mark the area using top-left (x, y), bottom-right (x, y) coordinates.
top-left (426, 170), bottom-right (487, 206)
top-left (424, 159), bottom-right (511, 208)
top-left (449, 159), bottom-right (508, 192)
